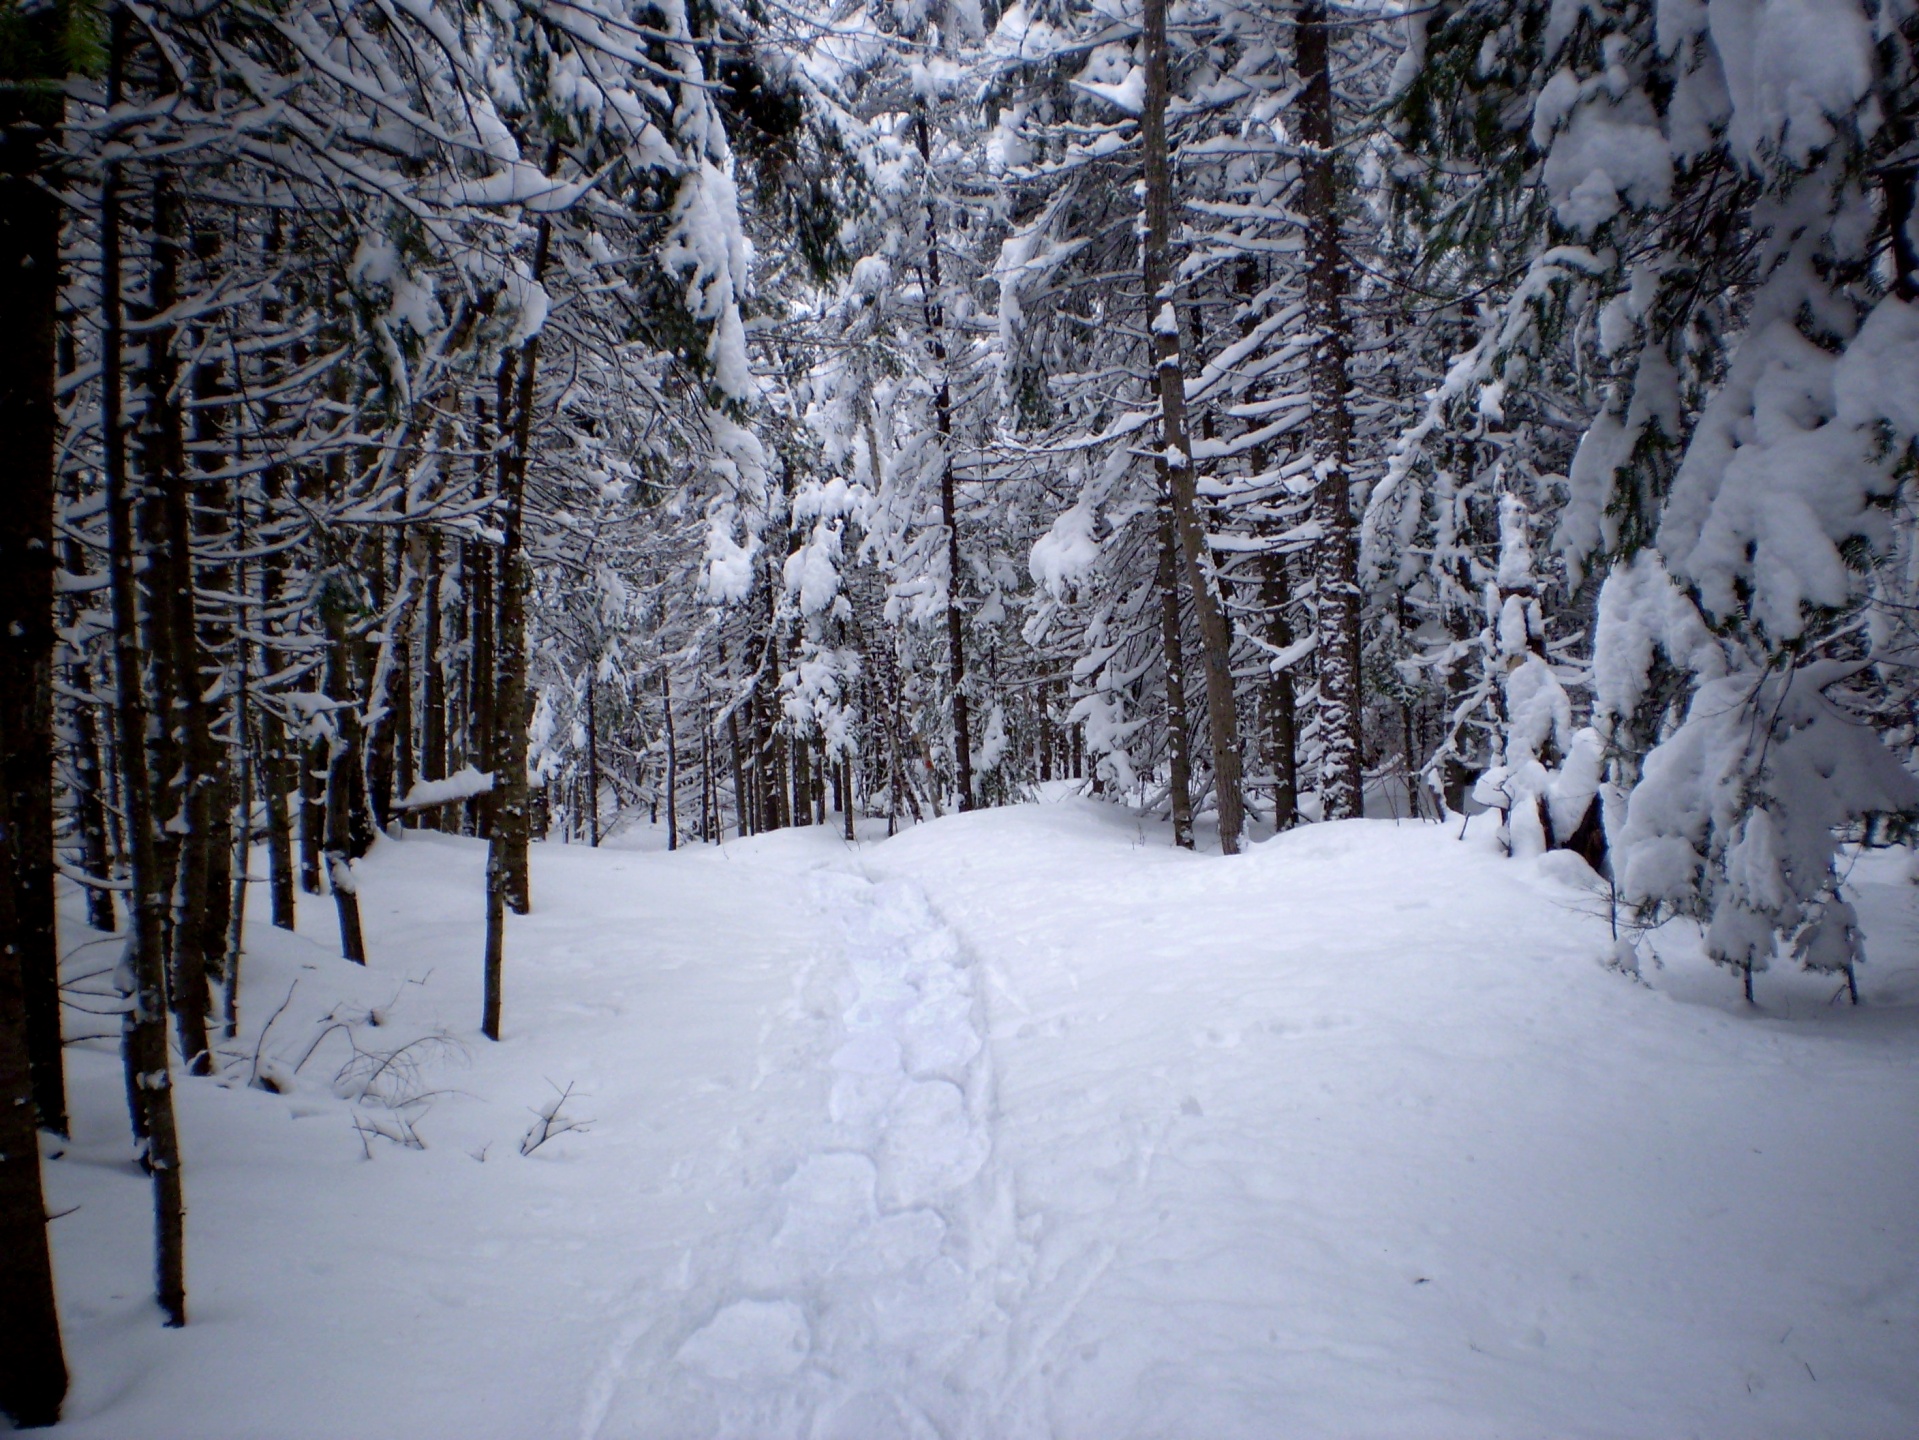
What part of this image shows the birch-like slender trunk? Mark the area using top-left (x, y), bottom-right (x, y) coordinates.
top-left (1141, 0), bottom-right (1243, 853)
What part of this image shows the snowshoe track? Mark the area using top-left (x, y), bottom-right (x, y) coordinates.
top-left (580, 866), bottom-right (1014, 1440)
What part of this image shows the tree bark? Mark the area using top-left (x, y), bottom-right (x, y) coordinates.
top-left (144, 172), bottom-right (221, 1076)
top-left (0, 41), bottom-right (65, 1139)
top-left (319, 571), bottom-right (367, 966)
top-left (1157, 483), bottom-right (1195, 848)
top-left (662, 666), bottom-right (679, 851)
top-left (481, 214), bottom-right (550, 1034)
top-left (101, 14), bottom-right (188, 1321)
top-left (1298, 0), bottom-right (1365, 820)
top-left (0, 776), bottom-right (66, 1423)
top-left (1141, 0), bottom-right (1243, 852)
top-left (914, 109), bottom-right (973, 811)
top-left (1260, 552), bottom-right (1300, 829)
top-left (585, 670), bottom-right (600, 846)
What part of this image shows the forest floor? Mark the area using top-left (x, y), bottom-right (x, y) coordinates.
top-left (36, 792), bottom-right (1919, 1440)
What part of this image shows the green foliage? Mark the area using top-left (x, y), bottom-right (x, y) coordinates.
top-left (0, 0), bottom-right (102, 88)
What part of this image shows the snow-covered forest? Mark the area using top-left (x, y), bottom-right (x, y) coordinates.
top-left (2, 0), bottom-right (1917, 1433)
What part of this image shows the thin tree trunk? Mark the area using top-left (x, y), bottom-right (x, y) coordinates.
top-left (662, 667), bottom-right (679, 851)
top-left (186, 216), bottom-right (234, 1011)
top-left (727, 675), bottom-right (747, 839)
top-left (481, 212), bottom-right (551, 1034)
top-left (1298, 0), bottom-right (1364, 820)
top-left (466, 532), bottom-right (494, 839)
top-left (1157, 484), bottom-right (1196, 848)
top-left (319, 581), bottom-right (367, 965)
top-left (585, 671), bottom-right (600, 846)
top-left (1260, 552), bottom-right (1300, 829)
top-left (362, 541), bottom-right (418, 838)
top-left (1140, 0), bottom-right (1243, 853)
top-left (101, 20), bottom-right (187, 1319)
top-left (418, 533), bottom-right (446, 826)
top-left (299, 712), bottom-right (325, 893)
top-left (143, 177), bottom-right (220, 1074)
top-left (61, 509), bottom-right (120, 932)
top-left (913, 110), bottom-right (973, 811)
top-left (224, 674), bottom-right (251, 1040)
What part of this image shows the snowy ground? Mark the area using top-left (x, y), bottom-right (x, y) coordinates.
top-left (37, 794), bottom-right (1919, 1439)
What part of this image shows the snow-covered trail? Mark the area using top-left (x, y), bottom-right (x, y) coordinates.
top-left (40, 800), bottom-right (1919, 1440)
top-left (580, 866), bottom-right (1013, 1440)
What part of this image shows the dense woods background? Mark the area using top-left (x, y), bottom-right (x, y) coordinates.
top-left (2, 0), bottom-right (1916, 1424)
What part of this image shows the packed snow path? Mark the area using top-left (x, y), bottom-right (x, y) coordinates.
top-left (581, 870), bottom-right (1009, 1439)
top-left (42, 798), bottom-right (1919, 1439)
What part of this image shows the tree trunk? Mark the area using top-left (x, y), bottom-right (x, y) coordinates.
top-left (481, 214), bottom-right (550, 1034)
top-left (224, 659), bottom-right (251, 1040)
top-left (585, 671), bottom-right (600, 846)
top-left (319, 580), bottom-right (367, 965)
top-left (101, 21), bottom-right (187, 1319)
top-left (0, 45), bottom-right (64, 1141)
top-left (1157, 484), bottom-right (1196, 848)
top-left (727, 663), bottom-right (747, 839)
top-left (1260, 552), bottom-right (1300, 829)
top-left (1141, 0), bottom-right (1243, 853)
top-left (362, 540), bottom-right (418, 838)
top-left (187, 216), bottom-right (234, 1006)
top-left (914, 110), bottom-right (973, 811)
top-left (0, 58), bottom-right (69, 1358)
top-left (662, 667), bottom-right (679, 851)
top-left (1298, 0), bottom-right (1364, 820)
top-left (418, 533), bottom-right (446, 827)
top-left (466, 531), bottom-right (494, 839)
top-left (0, 772), bottom-right (66, 1420)
top-left (299, 707), bottom-right (325, 894)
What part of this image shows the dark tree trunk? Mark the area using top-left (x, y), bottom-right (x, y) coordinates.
top-left (1141, 0), bottom-right (1243, 853)
top-left (585, 671), bottom-right (600, 846)
top-left (0, 56), bottom-right (69, 1357)
top-left (1298, 0), bottom-right (1364, 820)
top-left (136, 163), bottom-right (218, 1077)
top-left (913, 109), bottom-right (973, 811)
top-left (319, 569), bottom-right (367, 965)
top-left (187, 216), bottom-right (233, 1002)
top-left (466, 532), bottom-right (494, 839)
top-left (223, 647), bottom-right (252, 1039)
top-left (70, 670), bottom-right (119, 932)
top-left (62, 478), bottom-right (119, 934)
top-left (419, 533), bottom-right (446, 797)
top-left (482, 214), bottom-right (550, 1035)
top-left (0, 46), bottom-right (64, 1141)
top-left (363, 540), bottom-right (417, 838)
top-left (1260, 552), bottom-right (1300, 829)
top-left (101, 18), bottom-right (187, 1320)
top-left (299, 708), bottom-right (325, 894)
top-left (791, 706), bottom-right (811, 829)
top-left (727, 657), bottom-right (748, 838)
top-left (662, 667), bottom-right (679, 851)
top-left (1157, 485), bottom-right (1195, 849)
top-left (0, 792), bottom-right (66, 1423)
